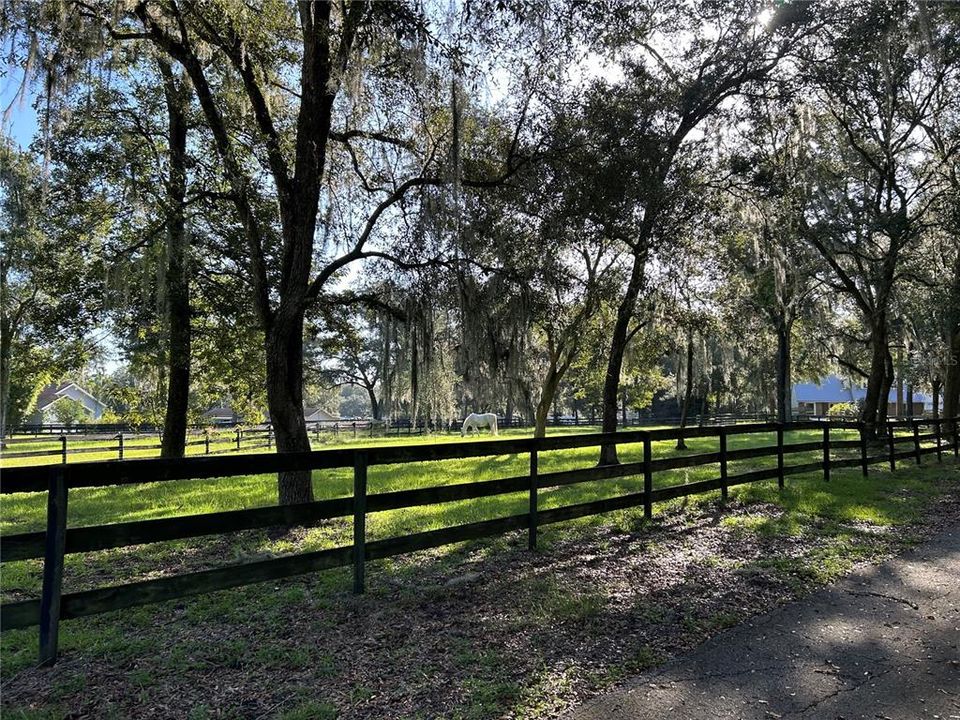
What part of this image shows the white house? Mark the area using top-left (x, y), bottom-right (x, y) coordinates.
top-left (28, 382), bottom-right (107, 424)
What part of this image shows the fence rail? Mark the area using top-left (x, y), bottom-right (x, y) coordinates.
top-left (3, 412), bottom-right (947, 464)
top-left (1, 417), bottom-right (956, 666)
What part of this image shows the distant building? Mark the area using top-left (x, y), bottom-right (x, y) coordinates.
top-left (304, 407), bottom-right (340, 424)
top-left (27, 382), bottom-right (107, 424)
top-left (201, 406), bottom-right (241, 425)
top-left (792, 375), bottom-right (928, 417)
top-left (205, 405), bottom-right (341, 425)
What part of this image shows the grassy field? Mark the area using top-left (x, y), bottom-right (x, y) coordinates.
top-left (0, 424), bottom-right (524, 467)
top-left (1, 425), bottom-right (869, 537)
top-left (0, 429), bottom-right (275, 467)
top-left (1, 425), bottom-right (957, 719)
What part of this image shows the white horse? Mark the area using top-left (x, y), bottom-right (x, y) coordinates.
top-left (461, 412), bottom-right (499, 437)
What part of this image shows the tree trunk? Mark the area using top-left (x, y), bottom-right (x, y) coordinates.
top-left (380, 314), bottom-right (393, 426)
top-left (676, 332), bottom-right (694, 450)
top-left (599, 257), bottom-right (645, 465)
top-left (0, 312), bottom-right (11, 438)
top-left (410, 333), bottom-right (419, 429)
top-left (944, 327), bottom-right (960, 425)
top-left (860, 319), bottom-right (889, 440)
top-left (159, 60), bottom-right (191, 459)
top-left (521, 384), bottom-right (536, 426)
top-left (775, 320), bottom-right (793, 424)
top-left (266, 310), bottom-right (312, 505)
top-left (877, 345), bottom-right (894, 437)
top-left (534, 360), bottom-right (562, 439)
top-left (365, 385), bottom-right (380, 420)
top-left (895, 364), bottom-right (904, 418)
top-left (932, 380), bottom-right (941, 420)
top-left (942, 250), bottom-right (960, 432)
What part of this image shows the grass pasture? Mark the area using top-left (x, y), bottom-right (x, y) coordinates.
top-left (0, 423), bottom-right (503, 468)
top-left (1, 424), bottom-right (957, 719)
top-left (0, 429), bottom-right (267, 467)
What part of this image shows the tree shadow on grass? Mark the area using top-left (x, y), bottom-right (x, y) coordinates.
top-left (1, 464), bottom-right (957, 719)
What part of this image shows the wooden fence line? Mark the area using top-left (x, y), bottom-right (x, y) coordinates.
top-left (0, 428), bottom-right (282, 463)
top-left (1, 417), bottom-right (957, 665)
top-left (0, 414), bottom-right (762, 438)
top-left (0, 414), bottom-right (940, 465)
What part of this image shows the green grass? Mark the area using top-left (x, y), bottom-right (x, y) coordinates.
top-left (0, 424), bottom-right (591, 467)
top-left (278, 701), bottom-right (337, 720)
top-left (0, 426), bottom-right (939, 604)
top-left (1, 423), bottom-right (956, 718)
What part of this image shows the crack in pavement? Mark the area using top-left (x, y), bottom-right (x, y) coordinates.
top-left (781, 663), bottom-right (900, 718)
top-left (664, 664), bottom-right (787, 684)
top-left (844, 589), bottom-right (920, 610)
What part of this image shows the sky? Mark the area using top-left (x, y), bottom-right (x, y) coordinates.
top-left (1, 65), bottom-right (38, 148)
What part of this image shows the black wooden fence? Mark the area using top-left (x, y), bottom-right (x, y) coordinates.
top-left (0, 426), bottom-right (288, 464)
top-left (1, 417), bottom-right (956, 666)
top-left (0, 410), bottom-right (866, 441)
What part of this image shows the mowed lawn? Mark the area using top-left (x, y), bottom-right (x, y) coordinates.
top-left (1, 425), bottom-right (957, 719)
top-left (1, 426), bottom-right (886, 544)
top-left (0, 429), bottom-right (273, 467)
top-left (0, 424), bottom-right (502, 467)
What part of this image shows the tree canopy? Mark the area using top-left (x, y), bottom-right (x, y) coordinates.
top-left (2, 0), bottom-right (958, 496)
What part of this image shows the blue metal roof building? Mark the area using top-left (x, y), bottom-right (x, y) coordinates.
top-left (793, 375), bottom-right (930, 416)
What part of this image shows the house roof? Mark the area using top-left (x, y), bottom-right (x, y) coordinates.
top-left (794, 375), bottom-right (929, 404)
top-left (304, 407), bottom-right (340, 421)
top-left (35, 382), bottom-right (105, 411)
top-left (202, 406), bottom-right (236, 418)
top-left (850, 385), bottom-right (929, 404)
top-left (793, 376), bottom-right (858, 404)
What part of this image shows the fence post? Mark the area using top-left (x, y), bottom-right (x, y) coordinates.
top-left (643, 433), bottom-right (653, 519)
top-left (236, 427), bottom-right (241, 451)
top-left (888, 422), bottom-right (896, 472)
top-left (528, 446), bottom-right (539, 550)
top-left (934, 419), bottom-right (942, 463)
top-left (719, 427), bottom-right (729, 502)
top-left (117, 432), bottom-right (124, 461)
top-left (822, 422), bottom-right (830, 482)
top-left (353, 451), bottom-right (368, 594)
top-left (776, 424), bottom-right (785, 489)
top-left (60, 435), bottom-right (67, 464)
top-left (912, 420), bottom-right (921, 465)
top-left (316, 423), bottom-right (321, 443)
top-left (39, 465), bottom-right (68, 666)
top-left (205, 430), bottom-right (211, 455)
top-left (859, 424), bottom-right (868, 477)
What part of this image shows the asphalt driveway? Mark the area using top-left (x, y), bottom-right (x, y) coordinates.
top-left (566, 523), bottom-right (960, 720)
